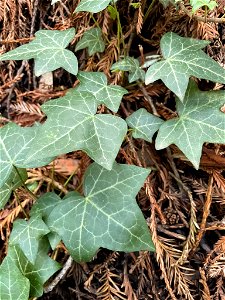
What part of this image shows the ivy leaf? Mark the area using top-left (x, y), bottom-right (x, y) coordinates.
top-left (30, 192), bottom-right (62, 249)
top-left (25, 91), bottom-right (127, 170)
top-left (126, 108), bottom-right (164, 142)
top-left (145, 32), bottom-right (225, 101)
top-left (111, 57), bottom-right (145, 83)
top-left (0, 168), bottom-right (27, 209)
top-left (0, 123), bottom-right (53, 189)
top-left (156, 80), bottom-right (225, 169)
top-left (0, 28), bottom-right (78, 76)
top-left (9, 214), bottom-right (50, 264)
top-left (75, 0), bottom-right (111, 13)
top-left (46, 162), bottom-right (154, 262)
top-left (30, 192), bottom-right (61, 220)
top-left (8, 241), bottom-right (61, 297)
top-left (0, 256), bottom-right (30, 300)
top-left (76, 71), bottom-right (127, 112)
top-left (190, 0), bottom-right (217, 12)
top-left (75, 28), bottom-right (105, 56)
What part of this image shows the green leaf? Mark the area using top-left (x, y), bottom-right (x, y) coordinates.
top-left (76, 71), bottom-right (127, 112)
top-left (0, 256), bottom-right (30, 300)
top-left (107, 5), bottom-right (117, 20)
top-left (145, 32), bottom-right (225, 101)
top-left (0, 168), bottom-right (27, 209)
top-left (111, 57), bottom-right (145, 83)
top-left (46, 162), bottom-right (154, 262)
top-left (30, 192), bottom-right (62, 249)
top-left (30, 192), bottom-right (61, 220)
top-left (190, 0), bottom-right (217, 12)
top-left (155, 80), bottom-right (225, 169)
top-left (130, 3), bottom-right (141, 8)
top-left (75, 28), bottom-right (105, 56)
top-left (25, 91), bottom-right (127, 170)
top-left (0, 122), bottom-right (53, 188)
top-left (0, 28), bottom-right (78, 76)
top-left (8, 240), bottom-right (61, 297)
top-left (75, 0), bottom-right (111, 13)
top-left (126, 108), bottom-right (164, 142)
top-left (9, 214), bottom-right (50, 264)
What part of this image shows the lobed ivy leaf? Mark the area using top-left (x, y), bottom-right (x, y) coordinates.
top-left (76, 71), bottom-right (127, 112)
top-left (111, 57), bottom-right (145, 83)
top-left (30, 192), bottom-right (62, 249)
top-left (75, 28), bottom-right (105, 56)
top-left (145, 32), bottom-right (225, 101)
top-left (0, 122), bottom-right (53, 189)
top-left (25, 90), bottom-right (127, 170)
top-left (75, 0), bottom-right (112, 13)
top-left (8, 241), bottom-right (61, 297)
top-left (0, 28), bottom-right (78, 76)
top-left (30, 192), bottom-right (61, 220)
top-left (9, 214), bottom-right (50, 264)
top-left (156, 80), bottom-right (225, 169)
top-left (190, 0), bottom-right (217, 12)
top-left (46, 162), bottom-right (155, 262)
top-left (0, 168), bottom-right (27, 209)
top-left (126, 108), bottom-right (164, 142)
top-left (0, 256), bottom-right (30, 300)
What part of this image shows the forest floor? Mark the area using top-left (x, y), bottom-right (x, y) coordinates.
top-left (0, 0), bottom-right (225, 299)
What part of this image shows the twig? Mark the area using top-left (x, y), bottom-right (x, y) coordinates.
top-left (44, 256), bottom-right (73, 293)
top-left (191, 174), bottom-right (213, 254)
top-left (157, 224), bottom-right (186, 240)
top-left (138, 81), bottom-right (160, 116)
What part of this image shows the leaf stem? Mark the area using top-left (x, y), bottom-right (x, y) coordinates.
top-left (91, 14), bottom-right (110, 44)
top-left (112, 2), bottom-right (126, 56)
top-left (14, 190), bottom-right (29, 219)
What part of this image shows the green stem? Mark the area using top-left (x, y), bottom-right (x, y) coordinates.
top-left (143, 0), bottom-right (156, 23)
top-left (14, 190), bottom-right (29, 219)
top-left (91, 14), bottom-right (110, 44)
top-left (59, 171), bottom-right (77, 197)
top-left (113, 2), bottom-right (126, 56)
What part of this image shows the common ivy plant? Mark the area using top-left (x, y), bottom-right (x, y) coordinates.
top-left (0, 28), bottom-right (78, 76)
top-left (0, 6), bottom-right (225, 298)
top-left (75, 28), bottom-right (105, 56)
top-left (111, 56), bottom-right (145, 83)
top-left (145, 32), bottom-right (225, 101)
top-left (127, 81), bottom-right (225, 169)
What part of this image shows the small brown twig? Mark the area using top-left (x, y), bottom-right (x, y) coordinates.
top-left (138, 81), bottom-right (160, 117)
top-left (191, 174), bottom-right (213, 254)
top-left (44, 256), bottom-right (73, 293)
